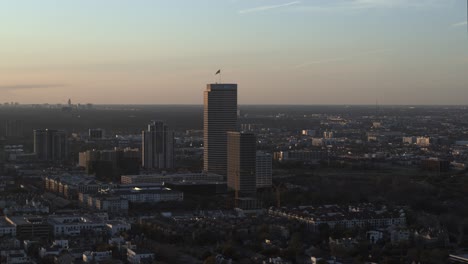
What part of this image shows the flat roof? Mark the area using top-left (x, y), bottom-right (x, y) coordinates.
top-left (6, 216), bottom-right (46, 225)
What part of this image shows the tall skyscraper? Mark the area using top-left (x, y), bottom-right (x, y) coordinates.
top-left (204, 84), bottom-right (238, 175)
top-left (142, 121), bottom-right (174, 169)
top-left (227, 132), bottom-right (256, 196)
top-left (33, 129), bottom-right (68, 161)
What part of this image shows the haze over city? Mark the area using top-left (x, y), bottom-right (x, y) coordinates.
top-left (3, 1), bottom-right (468, 264)
top-left (1, 0), bottom-right (467, 105)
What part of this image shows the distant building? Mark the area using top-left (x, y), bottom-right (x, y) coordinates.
top-left (421, 158), bottom-right (450, 172)
top-left (165, 181), bottom-right (227, 195)
top-left (455, 141), bottom-right (468, 146)
top-left (112, 187), bottom-right (183, 203)
top-left (44, 175), bottom-right (114, 199)
top-left (416, 136), bottom-right (430, 147)
top-left (4, 120), bottom-right (23, 138)
top-left (78, 148), bottom-right (140, 175)
top-left (402, 136), bottom-right (417, 144)
top-left (127, 248), bottom-right (154, 264)
top-left (390, 228), bottom-right (410, 244)
top-left (142, 121), bottom-right (174, 169)
top-left (120, 172), bottom-right (224, 184)
top-left (0, 216), bottom-right (17, 237)
top-left (256, 152), bottom-right (272, 188)
top-left (6, 216), bottom-right (49, 240)
top-left (323, 131), bottom-right (334, 139)
top-left (48, 214), bottom-right (107, 237)
top-left (227, 132), bottom-right (256, 196)
top-left (82, 251), bottom-right (112, 263)
top-left (204, 84), bottom-right (238, 176)
top-left (269, 204), bottom-right (406, 232)
top-left (88, 128), bottom-right (104, 140)
top-left (88, 195), bottom-right (129, 214)
top-left (274, 150), bottom-right (327, 162)
top-left (241, 123), bottom-right (261, 132)
top-left (1, 250), bottom-right (34, 264)
top-left (33, 129), bottom-right (68, 161)
top-left (301, 130), bottom-right (316, 136)
top-left (0, 138), bottom-right (5, 173)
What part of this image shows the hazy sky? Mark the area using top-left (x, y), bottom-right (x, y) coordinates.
top-left (1, 0), bottom-right (467, 105)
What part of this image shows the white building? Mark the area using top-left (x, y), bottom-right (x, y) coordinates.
top-left (48, 215), bottom-right (107, 237)
top-left (94, 196), bottom-right (129, 213)
top-left (127, 248), bottom-right (154, 264)
top-left (82, 251), bottom-right (112, 263)
top-left (106, 220), bottom-right (131, 236)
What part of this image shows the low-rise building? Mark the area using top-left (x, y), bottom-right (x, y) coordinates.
top-left (5, 216), bottom-right (49, 240)
top-left (269, 204), bottom-right (406, 232)
top-left (274, 150), bottom-right (328, 162)
top-left (93, 195), bottom-right (129, 214)
top-left (48, 214), bottom-right (107, 237)
top-left (106, 220), bottom-right (131, 236)
top-left (121, 172), bottom-right (224, 184)
top-left (127, 248), bottom-right (154, 264)
top-left (1, 250), bottom-right (35, 264)
top-left (44, 174), bottom-right (114, 199)
top-left (0, 217), bottom-right (16, 237)
top-left (82, 250), bottom-right (112, 263)
top-left (114, 188), bottom-right (183, 203)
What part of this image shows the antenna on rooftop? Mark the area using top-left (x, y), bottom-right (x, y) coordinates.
top-left (215, 69), bottom-right (221, 84)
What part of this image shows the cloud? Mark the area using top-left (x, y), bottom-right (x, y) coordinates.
top-left (0, 84), bottom-right (66, 91)
top-left (296, 49), bottom-right (390, 68)
top-left (238, 1), bottom-right (301, 14)
top-left (349, 0), bottom-right (444, 9)
top-left (452, 21), bottom-right (467, 27)
top-left (293, 0), bottom-right (445, 12)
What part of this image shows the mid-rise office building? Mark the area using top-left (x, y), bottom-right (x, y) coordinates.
top-left (142, 121), bottom-right (174, 169)
top-left (78, 148), bottom-right (140, 175)
top-left (33, 129), bottom-right (68, 161)
top-left (227, 132), bottom-right (256, 196)
top-left (204, 84), bottom-right (238, 175)
top-left (256, 152), bottom-right (272, 188)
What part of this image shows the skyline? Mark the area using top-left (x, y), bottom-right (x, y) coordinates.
top-left (1, 0), bottom-right (468, 105)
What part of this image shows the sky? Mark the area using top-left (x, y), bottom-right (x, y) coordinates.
top-left (0, 0), bottom-right (467, 105)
